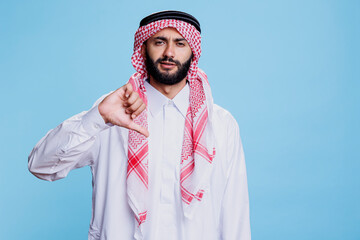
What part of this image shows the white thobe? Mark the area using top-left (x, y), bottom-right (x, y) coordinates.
top-left (28, 81), bottom-right (251, 240)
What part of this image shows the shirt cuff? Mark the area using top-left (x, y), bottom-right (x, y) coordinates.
top-left (82, 105), bottom-right (112, 136)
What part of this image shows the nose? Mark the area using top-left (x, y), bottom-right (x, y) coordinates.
top-left (163, 43), bottom-right (175, 59)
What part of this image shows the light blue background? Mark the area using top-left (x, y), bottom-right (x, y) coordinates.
top-left (1, 0), bottom-right (359, 239)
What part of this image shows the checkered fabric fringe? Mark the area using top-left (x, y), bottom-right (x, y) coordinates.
top-left (127, 19), bottom-right (216, 232)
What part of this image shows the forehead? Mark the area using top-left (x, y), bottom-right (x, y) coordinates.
top-left (149, 27), bottom-right (186, 40)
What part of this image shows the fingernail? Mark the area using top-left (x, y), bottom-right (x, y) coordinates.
top-left (132, 114), bottom-right (136, 119)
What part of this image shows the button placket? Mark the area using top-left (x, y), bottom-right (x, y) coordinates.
top-left (160, 101), bottom-right (178, 204)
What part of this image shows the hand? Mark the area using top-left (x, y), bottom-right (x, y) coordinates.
top-left (98, 83), bottom-right (149, 137)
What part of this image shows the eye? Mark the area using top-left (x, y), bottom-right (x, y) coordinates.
top-left (155, 41), bottom-right (164, 46)
top-left (177, 42), bottom-right (185, 47)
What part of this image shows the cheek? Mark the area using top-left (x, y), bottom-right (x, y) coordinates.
top-left (148, 50), bottom-right (163, 62)
top-left (180, 48), bottom-right (193, 62)
top-left (146, 43), bottom-right (166, 58)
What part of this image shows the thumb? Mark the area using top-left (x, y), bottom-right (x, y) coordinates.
top-left (128, 121), bottom-right (149, 138)
top-left (124, 82), bottom-right (134, 98)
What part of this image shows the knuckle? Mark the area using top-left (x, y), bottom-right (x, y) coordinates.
top-left (127, 97), bottom-right (136, 104)
top-left (139, 105), bottom-right (146, 112)
top-left (127, 106), bottom-right (135, 112)
top-left (135, 107), bottom-right (143, 114)
top-left (134, 99), bottom-right (142, 106)
top-left (132, 91), bottom-right (139, 98)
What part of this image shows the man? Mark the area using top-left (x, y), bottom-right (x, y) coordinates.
top-left (28, 10), bottom-right (251, 240)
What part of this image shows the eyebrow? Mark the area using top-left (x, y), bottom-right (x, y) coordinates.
top-left (174, 38), bottom-right (186, 42)
top-left (153, 36), bottom-right (187, 42)
top-left (154, 36), bottom-right (167, 41)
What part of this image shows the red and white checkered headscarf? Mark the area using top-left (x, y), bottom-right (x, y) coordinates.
top-left (126, 19), bottom-right (216, 235)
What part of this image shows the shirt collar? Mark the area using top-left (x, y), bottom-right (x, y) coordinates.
top-left (144, 80), bottom-right (189, 118)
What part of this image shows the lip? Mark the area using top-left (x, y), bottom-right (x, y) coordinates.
top-left (159, 61), bottom-right (176, 70)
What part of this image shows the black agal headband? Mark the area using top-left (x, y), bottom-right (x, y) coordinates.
top-left (139, 10), bottom-right (201, 33)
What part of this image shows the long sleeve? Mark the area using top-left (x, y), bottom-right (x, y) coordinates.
top-left (28, 105), bottom-right (110, 181)
top-left (220, 120), bottom-right (251, 240)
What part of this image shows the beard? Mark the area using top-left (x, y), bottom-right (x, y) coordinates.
top-left (145, 50), bottom-right (192, 85)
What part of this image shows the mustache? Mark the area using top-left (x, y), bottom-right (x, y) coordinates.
top-left (155, 56), bottom-right (181, 66)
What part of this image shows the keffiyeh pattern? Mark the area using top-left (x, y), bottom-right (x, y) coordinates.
top-left (126, 19), bottom-right (216, 234)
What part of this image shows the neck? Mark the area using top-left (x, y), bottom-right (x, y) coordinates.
top-left (148, 77), bottom-right (187, 99)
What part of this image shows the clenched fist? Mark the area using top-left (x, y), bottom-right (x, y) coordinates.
top-left (98, 83), bottom-right (149, 137)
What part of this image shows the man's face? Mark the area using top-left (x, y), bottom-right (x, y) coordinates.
top-left (142, 28), bottom-right (193, 85)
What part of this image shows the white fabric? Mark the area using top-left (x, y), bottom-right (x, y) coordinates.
top-left (28, 82), bottom-right (251, 240)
